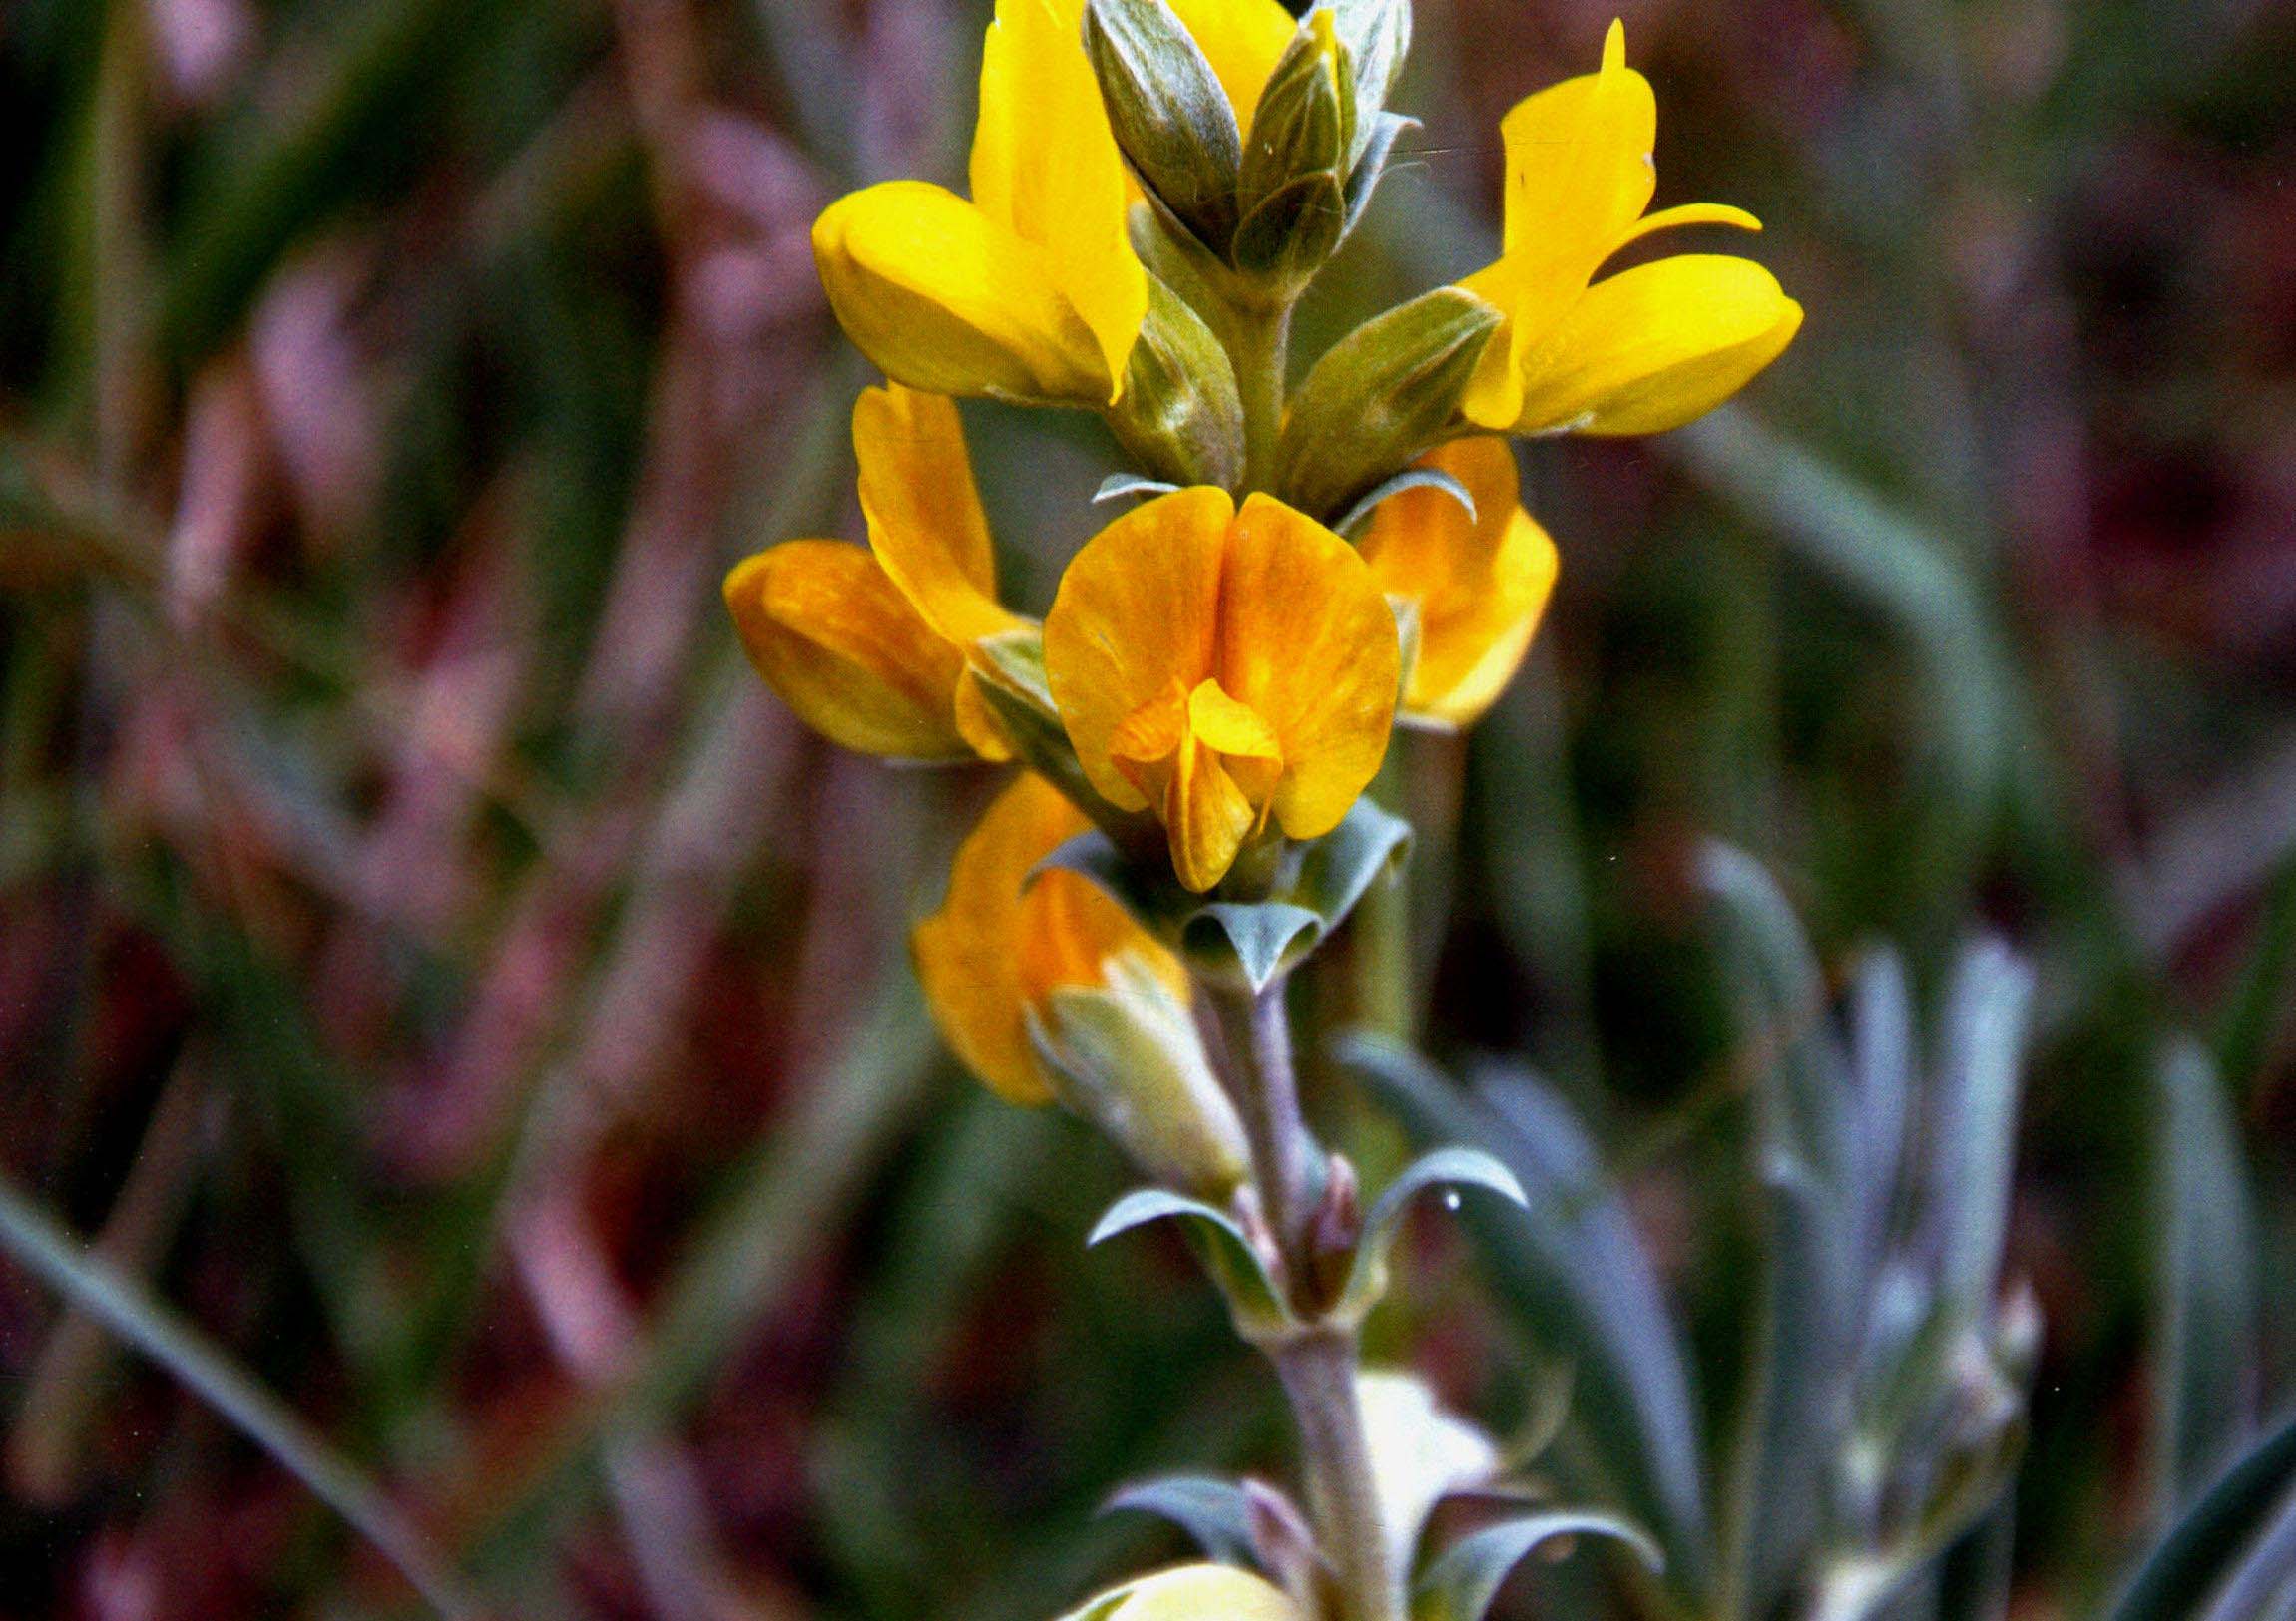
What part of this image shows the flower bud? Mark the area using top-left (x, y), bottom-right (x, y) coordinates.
top-left (1104, 275), bottom-right (1245, 490)
top-left (1277, 285), bottom-right (1505, 522)
top-left (1084, 0), bottom-right (1244, 257)
top-left (1229, 13), bottom-right (1355, 289)
top-left (1029, 953), bottom-right (1251, 1198)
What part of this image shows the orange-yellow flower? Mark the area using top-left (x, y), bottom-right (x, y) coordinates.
top-left (723, 385), bottom-right (1023, 762)
top-left (1359, 438), bottom-right (1560, 729)
top-left (1043, 489), bottom-right (1400, 892)
top-left (915, 779), bottom-right (1251, 1203)
top-left (1459, 20), bottom-right (1802, 437)
top-left (810, 0), bottom-right (1148, 406)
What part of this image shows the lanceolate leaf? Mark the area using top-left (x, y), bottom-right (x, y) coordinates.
top-left (2150, 1037), bottom-right (2262, 1511)
top-left (2109, 1414), bottom-right (2296, 1621)
top-left (1341, 1146), bottom-right (1527, 1313)
top-left (1922, 939), bottom-right (2034, 1333)
top-left (1338, 1035), bottom-right (1713, 1603)
top-left (1103, 1474), bottom-right (1257, 1566)
top-left (1413, 1511), bottom-right (1662, 1621)
top-left (1182, 902), bottom-right (1324, 994)
top-left (1087, 1188), bottom-right (1289, 1334)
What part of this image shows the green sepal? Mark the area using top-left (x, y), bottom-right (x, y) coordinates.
top-left (1102, 1474), bottom-right (1258, 1565)
top-left (1414, 1512), bottom-right (1663, 1621)
top-left (1085, 0), bottom-right (1242, 256)
top-left (1229, 17), bottom-right (1354, 290)
top-left (1088, 1187), bottom-right (1293, 1337)
top-left (1104, 272), bottom-right (1246, 490)
top-left (1307, 0), bottom-right (1411, 135)
top-left (1338, 1146), bottom-right (1528, 1316)
top-left (1342, 111), bottom-right (1413, 232)
top-left (1278, 285), bottom-right (1503, 523)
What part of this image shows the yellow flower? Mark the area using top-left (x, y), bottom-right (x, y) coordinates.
top-left (1458, 20), bottom-right (1803, 437)
top-left (1054, 1564), bottom-right (1300, 1621)
top-left (1165, 0), bottom-right (1299, 133)
top-left (912, 774), bottom-right (1186, 1105)
top-left (1360, 438), bottom-right (1560, 729)
top-left (723, 384), bottom-right (1024, 762)
top-left (1044, 488), bottom-right (1400, 892)
top-left (810, 0), bottom-right (1148, 406)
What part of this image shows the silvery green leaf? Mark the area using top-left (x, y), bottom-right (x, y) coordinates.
top-left (1102, 1473), bottom-right (1256, 1565)
top-left (1847, 949), bottom-right (1915, 1280)
top-left (1094, 473), bottom-right (1180, 505)
top-left (1291, 797), bottom-right (1412, 935)
top-left (1279, 286), bottom-right (1502, 524)
top-left (1181, 901), bottom-right (1324, 993)
top-left (1339, 1146), bottom-right (1526, 1314)
top-left (1697, 843), bottom-right (1862, 1612)
top-left (1338, 1036), bottom-right (1713, 1603)
top-left (1358, 1370), bottom-right (1501, 1575)
top-left (1087, 1187), bottom-right (1290, 1334)
top-left (1334, 465), bottom-right (1476, 538)
top-left (2150, 1037), bottom-right (2262, 1511)
top-left (1228, 171), bottom-right (1349, 289)
top-left (1084, 0), bottom-right (1242, 254)
top-left (2110, 1415), bottom-right (2296, 1621)
top-left (1413, 1511), bottom-right (1662, 1621)
top-left (1919, 938), bottom-right (2034, 1332)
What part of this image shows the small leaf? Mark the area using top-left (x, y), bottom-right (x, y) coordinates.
top-left (1290, 797), bottom-right (1413, 938)
top-left (2150, 1037), bottom-right (2261, 1512)
top-left (1103, 1474), bottom-right (1256, 1565)
top-left (2108, 1414), bottom-right (2296, 1621)
top-left (1181, 901), bottom-right (1324, 993)
top-left (1087, 1188), bottom-right (1291, 1335)
top-left (1341, 1146), bottom-right (1527, 1313)
top-left (1095, 473), bottom-right (1181, 505)
top-left (1339, 1035), bottom-right (1714, 1603)
top-left (1335, 466), bottom-right (1477, 538)
top-left (1414, 1511), bottom-right (1662, 1621)
top-left (1921, 938), bottom-right (2035, 1332)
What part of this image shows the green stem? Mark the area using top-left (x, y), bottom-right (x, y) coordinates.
top-left (1231, 298), bottom-right (1293, 496)
top-left (1271, 1327), bottom-right (1404, 1621)
top-left (1204, 979), bottom-right (1402, 1621)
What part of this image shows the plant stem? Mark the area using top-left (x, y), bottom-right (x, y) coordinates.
top-left (1204, 979), bottom-right (1403, 1621)
top-left (1272, 1327), bottom-right (1404, 1621)
top-left (1209, 980), bottom-right (1319, 1262)
top-left (1232, 298), bottom-right (1293, 496)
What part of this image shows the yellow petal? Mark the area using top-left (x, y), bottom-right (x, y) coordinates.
top-left (1215, 494), bottom-right (1400, 840)
top-left (971, 0), bottom-right (1147, 400)
top-left (1017, 864), bottom-right (1184, 1009)
top-left (954, 666), bottom-right (1018, 761)
top-left (1511, 254), bottom-right (1804, 436)
top-left (1162, 726), bottom-right (1261, 892)
top-left (1462, 20), bottom-right (1659, 431)
top-left (1615, 201), bottom-right (1763, 251)
top-left (812, 182), bottom-right (1112, 405)
top-left (912, 775), bottom-right (1090, 1105)
top-left (1165, 0), bottom-right (1299, 132)
top-left (1496, 19), bottom-right (1655, 267)
top-left (723, 542), bottom-right (970, 760)
top-left (853, 384), bottom-right (1022, 645)
top-left (1361, 438), bottom-right (1560, 727)
top-left (1043, 488), bottom-right (1232, 814)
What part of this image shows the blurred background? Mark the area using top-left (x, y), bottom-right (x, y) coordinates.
top-left (2, 0), bottom-right (2292, 1614)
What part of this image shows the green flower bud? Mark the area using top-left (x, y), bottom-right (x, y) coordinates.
top-left (1308, 0), bottom-right (1412, 141)
top-left (1276, 285), bottom-right (1504, 523)
top-left (1229, 14), bottom-right (1356, 290)
top-left (1104, 273), bottom-right (1245, 490)
top-left (1028, 955), bottom-right (1252, 1197)
top-left (1084, 0), bottom-right (1243, 257)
